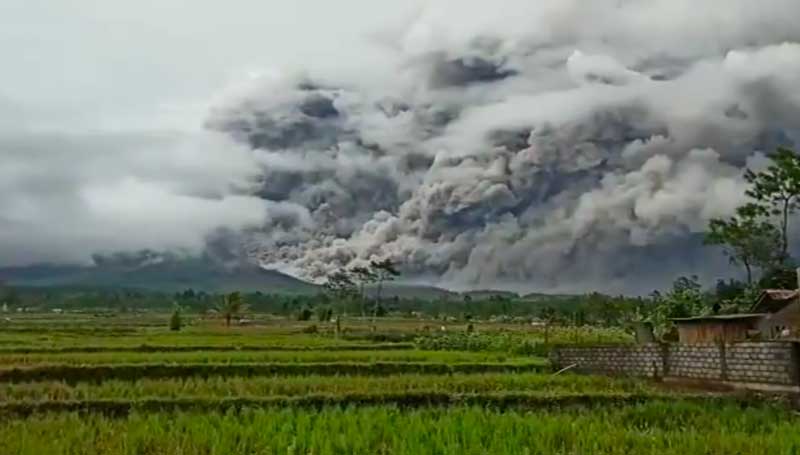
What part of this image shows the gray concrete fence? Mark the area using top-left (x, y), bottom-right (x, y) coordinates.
top-left (550, 342), bottom-right (800, 391)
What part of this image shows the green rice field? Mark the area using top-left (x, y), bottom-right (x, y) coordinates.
top-left (0, 313), bottom-right (797, 454)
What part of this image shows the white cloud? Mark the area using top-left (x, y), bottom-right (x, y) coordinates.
top-left (0, 131), bottom-right (271, 266)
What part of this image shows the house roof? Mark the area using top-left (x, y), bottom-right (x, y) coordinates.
top-left (751, 289), bottom-right (800, 313)
top-left (672, 313), bottom-right (766, 323)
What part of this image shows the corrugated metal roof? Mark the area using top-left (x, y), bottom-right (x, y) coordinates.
top-left (762, 289), bottom-right (800, 300)
top-left (752, 289), bottom-right (800, 313)
top-left (672, 313), bottom-right (766, 322)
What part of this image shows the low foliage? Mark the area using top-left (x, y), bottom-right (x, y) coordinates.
top-left (0, 313), bottom-right (793, 454)
top-left (414, 329), bottom-right (631, 356)
top-left (3, 402), bottom-right (799, 454)
top-left (0, 361), bottom-right (547, 384)
top-left (0, 349), bottom-right (525, 366)
top-left (0, 342), bottom-right (415, 355)
top-left (0, 373), bottom-right (651, 402)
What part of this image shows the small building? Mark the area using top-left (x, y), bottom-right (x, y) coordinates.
top-left (672, 314), bottom-right (765, 344)
top-left (671, 289), bottom-right (800, 343)
top-left (752, 289), bottom-right (800, 339)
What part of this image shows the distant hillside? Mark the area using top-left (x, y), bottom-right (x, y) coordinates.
top-left (521, 292), bottom-right (578, 301)
top-left (0, 258), bottom-right (464, 298)
top-left (365, 283), bottom-right (456, 300)
top-left (0, 257), bottom-right (317, 294)
top-left (0, 257), bottom-right (574, 300)
top-left (463, 290), bottom-right (520, 300)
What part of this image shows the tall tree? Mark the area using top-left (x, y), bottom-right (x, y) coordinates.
top-left (370, 259), bottom-right (400, 318)
top-left (324, 269), bottom-right (356, 298)
top-left (705, 203), bottom-right (780, 284)
top-left (215, 291), bottom-right (248, 327)
top-left (350, 266), bottom-right (377, 317)
top-left (538, 306), bottom-right (557, 345)
top-left (324, 269), bottom-right (358, 315)
top-left (647, 276), bottom-right (708, 338)
top-left (744, 146), bottom-right (800, 262)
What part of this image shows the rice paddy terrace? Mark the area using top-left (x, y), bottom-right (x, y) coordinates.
top-left (1, 313), bottom-right (798, 454)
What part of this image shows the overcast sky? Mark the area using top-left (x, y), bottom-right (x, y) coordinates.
top-left (0, 0), bottom-right (423, 267)
top-left (0, 0), bottom-right (422, 131)
top-left (3, 1), bottom-right (800, 293)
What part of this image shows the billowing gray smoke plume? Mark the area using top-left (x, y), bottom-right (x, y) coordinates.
top-left (204, 0), bottom-right (800, 293)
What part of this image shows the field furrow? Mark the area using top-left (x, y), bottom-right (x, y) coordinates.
top-left (0, 349), bottom-right (522, 366)
top-left (0, 361), bottom-right (548, 383)
top-left (0, 373), bottom-right (650, 401)
top-left (0, 392), bottom-right (743, 417)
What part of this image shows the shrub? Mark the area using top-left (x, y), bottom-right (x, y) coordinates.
top-left (414, 333), bottom-right (546, 356)
top-left (168, 309), bottom-right (182, 332)
top-left (297, 307), bottom-right (314, 321)
top-left (316, 306), bottom-right (333, 322)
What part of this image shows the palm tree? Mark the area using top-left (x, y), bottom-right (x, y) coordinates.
top-left (215, 291), bottom-right (248, 327)
top-left (350, 266), bottom-right (376, 317)
top-left (370, 259), bottom-right (400, 319)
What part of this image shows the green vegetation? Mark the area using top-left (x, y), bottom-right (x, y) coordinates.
top-left (0, 361), bottom-right (547, 384)
top-left (0, 373), bottom-right (650, 402)
top-left (168, 305), bottom-right (182, 332)
top-left (214, 292), bottom-right (248, 327)
top-left (705, 146), bottom-right (800, 290)
top-left (415, 328), bottom-right (631, 356)
top-left (0, 297), bottom-right (797, 453)
top-left (3, 403), bottom-right (800, 455)
top-left (0, 349), bottom-right (526, 366)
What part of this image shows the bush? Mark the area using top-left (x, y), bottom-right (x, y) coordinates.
top-left (414, 333), bottom-right (546, 356)
top-left (168, 310), bottom-right (182, 332)
top-left (316, 306), bottom-right (333, 322)
top-left (297, 307), bottom-right (314, 321)
top-left (341, 332), bottom-right (417, 343)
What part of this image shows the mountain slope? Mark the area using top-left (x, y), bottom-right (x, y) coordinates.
top-left (0, 257), bottom-right (533, 299)
top-left (0, 258), bottom-right (317, 294)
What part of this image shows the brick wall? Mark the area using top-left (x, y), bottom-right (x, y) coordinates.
top-left (551, 341), bottom-right (800, 387)
top-left (726, 342), bottom-right (797, 384)
top-left (552, 344), bottom-right (664, 377)
top-left (667, 344), bottom-right (722, 380)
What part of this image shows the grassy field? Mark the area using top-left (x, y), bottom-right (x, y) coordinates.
top-left (0, 312), bottom-right (795, 454)
top-left (0, 373), bottom-right (651, 401)
top-left (4, 403), bottom-right (800, 454)
top-left (0, 349), bottom-right (529, 365)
